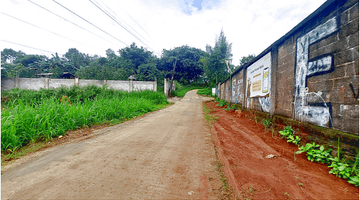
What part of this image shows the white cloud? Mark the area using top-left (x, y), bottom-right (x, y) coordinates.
top-left (1, 0), bottom-right (326, 65)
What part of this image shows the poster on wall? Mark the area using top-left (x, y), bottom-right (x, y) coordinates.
top-left (246, 52), bottom-right (271, 97)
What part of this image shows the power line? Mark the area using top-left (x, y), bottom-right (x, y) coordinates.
top-left (52, 0), bottom-right (128, 46)
top-left (122, 8), bottom-right (154, 41)
top-left (89, 0), bottom-right (153, 51)
top-left (1, 12), bottom-right (88, 47)
top-left (27, 0), bottom-right (115, 46)
top-left (1, 39), bottom-right (57, 55)
top-left (96, 0), bottom-right (152, 45)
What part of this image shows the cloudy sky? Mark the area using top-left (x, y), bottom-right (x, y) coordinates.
top-left (1, 0), bottom-right (326, 65)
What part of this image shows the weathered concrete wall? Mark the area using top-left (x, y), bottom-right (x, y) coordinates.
top-left (276, 37), bottom-right (296, 118)
top-left (1, 78), bottom-right (16, 91)
top-left (231, 69), bottom-right (244, 104)
top-left (78, 79), bottom-right (106, 88)
top-left (49, 79), bottom-right (74, 89)
top-left (218, 0), bottom-right (359, 135)
top-left (133, 81), bottom-right (154, 91)
top-left (107, 80), bottom-right (130, 91)
top-left (1, 78), bottom-right (157, 92)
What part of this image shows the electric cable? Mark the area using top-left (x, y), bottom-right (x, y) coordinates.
top-left (89, 0), bottom-right (153, 51)
top-left (52, 0), bottom-right (128, 46)
top-left (1, 12), bottom-right (88, 47)
top-left (95, 0), bottom-right (152, 45)
top-left (27, 0), bottom-right (115, 46)
top-left (1, 39), bottom-right (57, 54)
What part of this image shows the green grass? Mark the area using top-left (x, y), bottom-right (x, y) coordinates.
top-left (171, 81), bottom-right (205, 97)
top-left (197, 87), bottom-right (213, 96)
top-left (1, 86), bottom-right (168, 152)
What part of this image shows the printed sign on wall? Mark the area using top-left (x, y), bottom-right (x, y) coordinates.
top-left (246, 52), bottom-right (271, 97)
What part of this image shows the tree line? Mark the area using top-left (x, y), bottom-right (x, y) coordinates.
top-left (1, 29), bottom-right (256, 87)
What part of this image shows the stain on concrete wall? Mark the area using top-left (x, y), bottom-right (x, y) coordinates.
top-left (294, 17), bottom-right (337, 127)
top-left (258, 97), bottom-right (271, 113)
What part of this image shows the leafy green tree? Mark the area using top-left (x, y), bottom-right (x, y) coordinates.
top-left (1, 63), bottom-right (27, 78)
top-left (75, 64), bottom-right (129, 80)
top-left (118, 42), bottom-right (155, 75)
top-left (105, 48), bottom-right (117, 60)
top-left (136, 63), bottom-right (159, 81)
top-left (64, 48), bottom-right (90, 74)
top-left (239, 54), bottom-right (256, 67)
top-left (202, 29), bottom-right (233, 85)
top-left (1, 48), bottom-right (25, 63)
top-left (158, 45), bottom-right (205, 84)
top-left (47, 53), bottom-right (73, 78)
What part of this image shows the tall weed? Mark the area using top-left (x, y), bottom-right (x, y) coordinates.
top-left (1, 86), bottom-right (168, 152)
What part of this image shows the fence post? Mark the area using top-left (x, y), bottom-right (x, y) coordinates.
top-left (15, 76), bottom-right (20, 88)
top-left (128, 75), bottom-right (135, 92)
top-left (74, 77), bottom-right (79, 87)
top-left (45, 78), bottom-right (49, 89)
top-left (270, 46), bottom-right (278, 116)
top-left (154, 77), bottom-right (157, 92)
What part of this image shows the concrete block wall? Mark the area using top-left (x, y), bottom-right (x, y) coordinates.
top-left (18, 78), bottom-right (47, 90)
top-left (107, 80), bottom-right (130, 91)
top-left (231, 69), bottom-right (244, 104)
top-left (78, 79), bottom-right (106, 88)
top-left (49, 79), bottom-right (74, 89)
top-left (1, 78), bottom-right (157, 92)
top-left (217, 0), bottom-right (359, 135)
top-left (276, 37), bottom-right (296, 118)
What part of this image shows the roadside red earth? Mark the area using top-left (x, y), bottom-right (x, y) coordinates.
top-left (205, 100), bottom-right (359, 199)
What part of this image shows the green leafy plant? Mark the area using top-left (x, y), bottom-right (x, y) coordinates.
top-left (296, 143), bottom-right (332, 165)
top-left (328, 154), bottom-right (359, 186)
top-left (296, 141), bottom-right (359, 187)
top-left (216, 99), bottom-right (227, 107)
top-left (348, 176), bottom-right (359, 187)
top-left (262, 119), bottom-right (272, 132)
top-left (279, 126), bottom-right (301, 145)
top-left (328, 157), bottom-right (352, 179)
top-left (224, 105), bottom-right (235, 111)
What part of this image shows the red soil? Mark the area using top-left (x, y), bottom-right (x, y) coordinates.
top-left (205, 101), bottom-right (359, 200)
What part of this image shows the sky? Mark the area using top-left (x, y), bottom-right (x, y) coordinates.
top-left (1, 0), bottom-right (327, 65)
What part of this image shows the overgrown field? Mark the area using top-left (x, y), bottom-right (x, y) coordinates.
top-left (171, 81), bottom-right (206, 97)
top-left (1, 86), bottom-right (168, 152)
top-left (197, 87), bottom-right (213, 96)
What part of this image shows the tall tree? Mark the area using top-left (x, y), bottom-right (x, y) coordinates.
top-left (105, 48), bottom-right (117, 60)
top-left (118, 43), bottom-right (154, 75)
top-left (158, 45), bottom-right (205, 84)
top-left (202, 29), bottom-right (233, 86)
top-left (64, 48), bottom-right (91, 74)
top-left (1, 48), bottom-right (26, 63)
top-left (239, 54), bottom-right (256, 67)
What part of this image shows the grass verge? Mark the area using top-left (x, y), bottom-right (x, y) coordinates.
top-left (2, 86), bottom-right (169, 153)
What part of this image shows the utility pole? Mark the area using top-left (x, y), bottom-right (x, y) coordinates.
top-left (225, 60), bottom-right (231, 108)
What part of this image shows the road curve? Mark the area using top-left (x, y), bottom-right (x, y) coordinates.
top-left (2, 90), bottom-right (222, 199)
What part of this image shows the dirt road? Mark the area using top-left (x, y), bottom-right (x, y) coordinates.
top-left (2, 90), bottom-right (223, 199)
